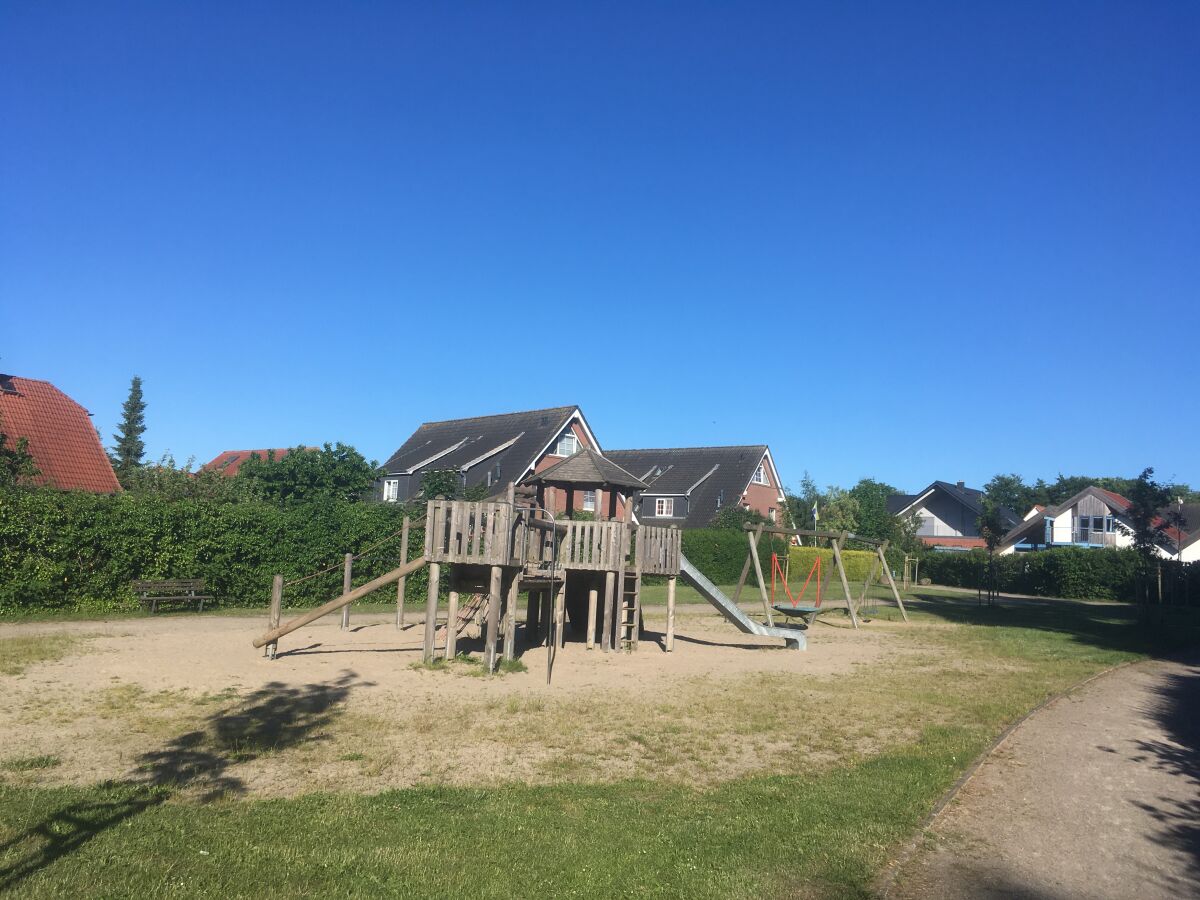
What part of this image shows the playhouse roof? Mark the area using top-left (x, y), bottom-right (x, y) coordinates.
top-left (523, 447), bottom-right (648, 490)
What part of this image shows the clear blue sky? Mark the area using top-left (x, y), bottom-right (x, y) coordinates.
top-left (3, 2), bottom-right (1197, 493)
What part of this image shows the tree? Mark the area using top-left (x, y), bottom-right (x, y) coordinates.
top-left (109, 376), bottom-right (147, 483)
top-left (237, 443), bottom-right (378, 505)
top-left (1123, 468), bottom-right (1178, 561)
top-left (785, 471), bottom-right (822, 531)
top-left (977, 497), bottom-right (1008, 606)
top-left (817, 485), bottom-right (859, 534)
top-left (710, 504), bottom-right (766, 530)
top-left (983, 473), bottom-right (1037, 516)
top-left (0, 415), bottom-right (39, 487)
top-left (119, 452), bottom-right (246, 502)
top-left (848, 478), bottom-right (899, 542)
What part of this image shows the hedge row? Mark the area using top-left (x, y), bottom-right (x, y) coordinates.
top-left (918, 547), bottom-right (1200, 603)
top-left (678, 529), bottom-right (891, 587)
top-left (0, 489), bottom-right (428, 614)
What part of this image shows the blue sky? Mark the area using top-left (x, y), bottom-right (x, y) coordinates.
top-left (2, 2), bottom-right (1198, 493)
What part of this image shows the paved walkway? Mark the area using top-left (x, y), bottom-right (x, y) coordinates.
top-left (887, 654), bottom-right (1200, 899)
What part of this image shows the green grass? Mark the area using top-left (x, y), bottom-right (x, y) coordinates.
top-left (1, 597), bottom-right (1197, 898)
top-left (0, 635), bottom-right (83, 676)
top-left (0, 756), bottom-right (60, 773)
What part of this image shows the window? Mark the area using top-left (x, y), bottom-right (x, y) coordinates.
top-left (554, 432), bottom-right (578, 456)
top-left (768, 507), bottom-right (777, 523)
top-left (655, 497), bottom-right (674, 517)
top-left (382, 479), bottom-right (399, 503)
top-left (582, 490), bottom-right (596, 512)
top-left (716, 490), bottom-right (723, 509)
top-left (752, 464), bottom-right (767, 485)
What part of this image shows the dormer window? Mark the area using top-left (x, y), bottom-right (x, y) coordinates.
top-left (554, 432), bottom-right (579, 456)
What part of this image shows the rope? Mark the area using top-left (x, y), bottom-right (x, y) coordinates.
top-left (282, 514), bottom-right (427, 588)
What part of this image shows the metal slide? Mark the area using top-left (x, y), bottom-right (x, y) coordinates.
top-left (678, 554), bottom-right (807, 650)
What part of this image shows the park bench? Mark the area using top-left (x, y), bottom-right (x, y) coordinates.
top-left (132, 579), bottom-right (211, 613)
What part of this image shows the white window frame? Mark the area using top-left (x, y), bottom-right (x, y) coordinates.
top-left (554, 432), bottom-right (578, 457)
top-left (654, 497), bottom-right (674, 517)
top-left (382, 479), bottom-right (399, 502)
top-left (752, 464), bottom-right (767, 485)
top-left (768, 507), bottom-right (776, 523)
top-left (582, 490), bottom-right (596, 512)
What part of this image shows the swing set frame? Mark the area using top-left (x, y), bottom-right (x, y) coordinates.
top-left (733, 523), bottom-right (909, 629)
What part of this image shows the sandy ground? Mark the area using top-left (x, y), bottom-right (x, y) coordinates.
top-left (887, 653), bottom-right (1200, 899)
top-left (0, 605), bottom-right (910, 798)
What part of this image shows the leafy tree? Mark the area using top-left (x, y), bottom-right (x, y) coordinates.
top-left (817, 486), bottom-right (859, 534)
top-left (976, 497), bottom-right (1008, 606)
top-left (1123, 468), bottom-right (1180, 561)
top-left (238, 443), bottom-right (378, 505)
top-left (786, 471), bottom-right (822, 530)
top-left (109, 376), bottom-right (147, 483)
top-left (0, 415), bottom-right (39, 487)
top-left (983, 473), bottom-right (1038, 516)
top-left (710, 504), bottom-right (766, 530)
top-left (120, 453), bottom-right (247, 502)
top-left (419, 468), bottom-right (462, 500)
top-left (848, 478), bottom-right (899, 541)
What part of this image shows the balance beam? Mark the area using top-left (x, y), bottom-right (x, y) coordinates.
top-left (252, 556), bottom-right (428, 649)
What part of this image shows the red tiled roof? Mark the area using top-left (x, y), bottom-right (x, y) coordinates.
top-left (0, 375), bottom-right (121, 493)
top-left (1098, 489), bottom-right (1131, 511)
top-left (201, 447), bottom-right (314, 476)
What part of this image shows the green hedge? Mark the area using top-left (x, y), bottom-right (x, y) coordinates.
top-left (917, 547), bottom-right (1200, 603)
top-left (678, 529), bottom-right (893, 587)
top-left (0, 489), bottom-right (428, 614)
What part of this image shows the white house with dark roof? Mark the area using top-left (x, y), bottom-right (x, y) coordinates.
top-left (887, 480), bottom-right (1020, 550)
top-left (604, 446), bottom-right (785, 528)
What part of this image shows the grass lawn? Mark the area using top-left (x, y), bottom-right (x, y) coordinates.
top-left (1, 595), bottom-right (1197, 898)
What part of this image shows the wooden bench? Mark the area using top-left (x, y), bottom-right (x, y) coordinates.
top-left (132, 579), bottom-right (211, 613)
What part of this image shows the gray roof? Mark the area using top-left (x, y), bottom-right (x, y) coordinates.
top-left (381, 406), bottom-right (585, 490)
top-left (523, 447), bottom-right (648, 491)
top-left (604, 446), bottom-right (776, 528)
top-left (890, 481), bottom-right (1020, 530)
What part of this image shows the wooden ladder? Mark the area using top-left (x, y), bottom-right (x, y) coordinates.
top-left (435, 592), bottom-right (486, 646)
top-left (617, 570), bottom-right (640, 651)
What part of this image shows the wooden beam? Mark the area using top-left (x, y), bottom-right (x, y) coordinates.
top-left (665, 575), bottom-right (677, 652)
top-left (747, 525), bottom-right (774, 627)
top-left (586, 584), bottom-right (598, 650)
top-left (253, 556), bottom-right (428, 649)
top-left (485, 565), bottom-right (502, 672)
top-left (445, 578), bottom-right (460, 660)
top-left (265, 574), bottom-right (283, 659)
top-left (554, 579), bottom-right (566, 650)
top-left (602, 570), bottom-right (615, 652)
top-left (503, 569), bottom-right (518, 661)
top-left (423, 562), bottom-right (441, 662)
top-left (395, 516), bottom-right (410, 629)
top-left (830, 533), bottom-right (860, 629)
top-left (878, 542), bottom-right (910, 623)
top-left (340, 553), bottom-right (353, 630)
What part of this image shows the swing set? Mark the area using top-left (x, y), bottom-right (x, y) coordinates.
top-left (733, 524), bottom-right (909, 629)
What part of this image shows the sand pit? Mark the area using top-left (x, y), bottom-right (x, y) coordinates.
top-left (0, 606), bottom-right (924, 798)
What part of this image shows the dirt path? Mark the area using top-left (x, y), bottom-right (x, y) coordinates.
top-left (887, 653), bottom-right (1200, 899)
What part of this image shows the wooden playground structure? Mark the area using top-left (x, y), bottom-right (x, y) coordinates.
top-left (253, 486), bottom-right (908, 679)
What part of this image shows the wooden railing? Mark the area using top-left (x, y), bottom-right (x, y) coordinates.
top-left (637, 524), bottom-right (682, 575)
top-left (425, 500), bottom-right (524, 566)
top-left (558, 520), bottom-right (629, 571)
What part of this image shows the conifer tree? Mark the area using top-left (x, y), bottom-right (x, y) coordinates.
top-left (110, 376), bottom-right (147, 482)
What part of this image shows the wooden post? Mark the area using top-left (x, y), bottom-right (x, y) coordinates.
top-left (396, 516), bottom-right (410, 628)
top-left (878, 542), bottom-right (910, 623)
top-left (484, 565), bottom-right (502, 672)
top-left (631, 559), bottom-right (643, 650)
top-left (266, 574), bottom-right (283, 659)
top-left (445, 569), bottom-right (460, 660)
top-left (542, 588), bottom-right (553, 646)
top-left (665, 575), bottom-right (677, 652)
top-left (503, 570), bottom-right (518, 661)
top-left (341, 553), bottom-right (353, 629)
top-left (602, 570), bottom-right (615, 652)
top-left (423, 562), bottom-right (441, 664)
top-left (747, 526), bottom-right (774, 626)
top-left (586, 584), bottom-right (598, 650)
top-left (831, 533), bottom-right (860, 628)
top-left (554, 579), bottom-right (567, 650)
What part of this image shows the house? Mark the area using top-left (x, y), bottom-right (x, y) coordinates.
top-left (1177, 504), bottom-right (1200, 563)
top-left (0, 373), bottom-right (120, 493)
top-left (887, 480), bottom-right (1020, 550)
top-left (377, 406), bottom-right (604, 516)
top-left (603, 446), bottom-right (785, 528)
top-left (201, 447), bottom-right (315, 476)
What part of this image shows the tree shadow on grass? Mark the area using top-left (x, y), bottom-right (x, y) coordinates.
top-left (905, 593), bottom-right (1200, 659)
top-left (0, 671), bottom-right (367, 891)
top-left (1127, 658), bottom-right (1200, 892)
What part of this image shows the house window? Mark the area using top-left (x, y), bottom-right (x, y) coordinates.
top-left (382, 479), bottom-right (399, 502)
top-left (554, 432), bottom-right (578, 456)
top-left (655, 497), bottom-right (674, 517)
top-left (716, 490), bottom-right (723, 509)
top-left (768, 507), bottom-right (776, 523)
top-left (582, 490), bottom-right (596, 512)
top-left (752, 464), bottom-right (767, 485)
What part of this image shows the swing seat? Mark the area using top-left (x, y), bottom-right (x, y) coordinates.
top-left (773, 604), bottom-right (820, 617)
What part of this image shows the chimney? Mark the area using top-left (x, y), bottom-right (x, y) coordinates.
top-left (956, 481), bottom-right (965, 490)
